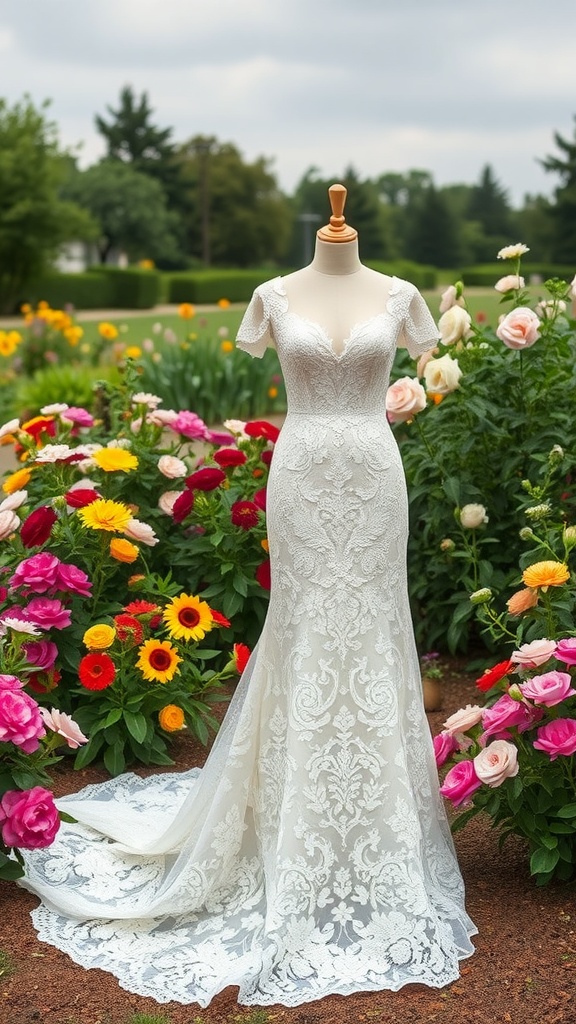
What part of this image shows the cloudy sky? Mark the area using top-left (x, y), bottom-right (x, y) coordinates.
top-left (2, 0), bottom-right (576, 207)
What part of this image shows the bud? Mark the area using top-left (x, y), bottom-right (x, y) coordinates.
top-left (507, 683), bottom-right (524, 702)
top-left (519, 526), bottom-right (534, 541)
top-left (440, 538), bottom-right (455, 552)
top-left (525, 502), bottom-right (552, 521)
top-left (521, 480), bottom-right (532, 492)
top-left (549, 444), bottom-right (564, 463)
top-left (564, 525), bottom-right (576, 550)
top-left (470, 587), bottom-right (493, 605)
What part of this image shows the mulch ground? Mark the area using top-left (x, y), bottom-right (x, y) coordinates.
top-left (1, 660), bottom-right (575, 1024)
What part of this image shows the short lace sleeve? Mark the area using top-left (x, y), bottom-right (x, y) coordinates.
top-left (236, 285), bottom-right (275, 359)
top-left (398, 286), bottom-right (440, 359)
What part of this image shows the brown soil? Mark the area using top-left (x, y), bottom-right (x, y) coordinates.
top-left (1, 661), bottom-right (575, 1024)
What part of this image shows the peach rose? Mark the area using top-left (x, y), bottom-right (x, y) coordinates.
top-left (157, 455), bottom-right (187, 479)
top-left (423, 354), bottom-right (462, 395)
top-left (496, 308), bottom-right (540, 350)
top-left (438, 306), bottom-right (471, 346)
top-left (510, 638), bottom-right (557, 669)
top-left (494, 275), bottom-right (524, 293)
top-left (158, 490), bottom-right (184, 516)
top-left (506, 588), bottom-right (538, 616)
top-left (123, 518), bottom-right (159, 547)
top-left (473, 740), bottom-right (519, 787)
top-left (385, 377), bottom-right (427, 423)
top-left (442, 703), bottom-right (484, 737)
top-left (439, 285), bottom-right (465, 314)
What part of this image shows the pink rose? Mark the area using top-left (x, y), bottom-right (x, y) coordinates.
top-left (169, 410), bottom-right (210, 441)
top-left (39, 707), bottom-right (88, 749)
top-left (55, 562), bottom-right (92, 597)
top-left (494, 275), bottom-right (525, 293)
top-left (481, 693), bottom-right (542, 740)
top-left (148, 408), bottom-right (178, 427)
top-left (123, 518), bottom-right (158, 547)
top-left (511, 638), bottom-right (557, 669)
top-left (62, 406), bottom-right (94, 427)
top-left (24, 598), bottom-right (72, 631)
top-left (519, 671), bottom-right (576, 707)
top-left (473, 740), bottom-right (519, 787)
top-left (0, 787), bottom-right (60, 849)
top-left (0, 509), bottom-right (20, 541)
top-left (555, 638), bottom-right (576, 666)
top-left (386, 377), bottom-right (427, 423)
top-left (10, 553), bottom-right (61, 593)
top-left (433, 730), bottom-right (458, 767)
top-left (23, 639), bottom-right (59, 671)
top-left (0, 688), bottom-right (45, 752)
top-left (439, 760), bottom-right (482, 807)
top-left (157, 455), bottom-right (187, 479)
top-left (533, 719), bottom-right (576, 760)
top-left (0, 674), bottom-right (24, 691)
top-left (496, 307), bottom-right (540, 350)
top-left (442, 704), bottom-right (484, 736)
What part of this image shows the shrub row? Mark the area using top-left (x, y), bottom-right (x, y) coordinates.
top-left (25, 267), bottom-right (163, 311)
top-left (366, 260), bottom-right (437, 289)
top-left (459, 263), bottom-right (576, 286)
top-left (167, 270), bottom-right (294, 304)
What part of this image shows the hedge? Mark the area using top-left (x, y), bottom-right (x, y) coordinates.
top-left (86, 266), bottom-right (162, 308)
top-left (167, 269), bottom-right (294, 304)
top-left (459, 263), bottom-right (576, 286)
top-left (366, 260), bottom-right (437, 289)
top-left (25, 268), bottom-right (162, 311)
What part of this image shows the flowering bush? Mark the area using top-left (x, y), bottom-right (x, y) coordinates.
top-left (435, 499), bottom-right (576, 885)
top-left (388, 244), bottom-right (576, 651)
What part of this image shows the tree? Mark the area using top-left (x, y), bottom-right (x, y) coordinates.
top-left (467, 165), bottom-right (511, 237)
top-left (0, 96), bottom-right (96, 312)
top-left (406, 185), bottom-right (462, 268)
top-left (62, 160), bottom-right (181, 264)
top-left (541, 117), bottom-right (576, 262)
top-left (291, 167), bottom-right (387, 265)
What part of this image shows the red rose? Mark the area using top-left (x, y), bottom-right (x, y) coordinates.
top-left (255, 559), bottom-right (271, 590)
top-left (20, 506), bottom-right (58, 548)
top-left (78, 652), bottom-right (116, 690)
top-left (213, 448), bottom-right (247, 468)
top-left (475, 658), bottom-right (514, 693)
top-left (233, 642), bottom-right (251, 674)
top-left (231, 500), bottom-right (260, 530)
top-left (253, 488), bottom-right (267, 511)
top-left (172, 489), bottom-right (194, 523)
top-left (185, 467), bottom-right (226, 491)
top-left (244, 421), bottom-right (280, 444)
top-left (64, 488), bottom-right (100, 508)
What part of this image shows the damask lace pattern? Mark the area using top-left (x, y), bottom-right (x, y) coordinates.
top-left (21, 276), bottom-right (475, 1008)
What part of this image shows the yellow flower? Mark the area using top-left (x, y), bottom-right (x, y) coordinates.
top-left (125, 345), bottom-right (142, 359)
top-left (138, 259), bottom-right (155, 270)
top-left (2, 466), bottom-right (32, 494)
top-left (261, 538), bottom-right (269, 553)
top-left (20, 303), bottom-right (31, 315)
top-left (98, 322), bottom-right (119, 340)
top-left (83, 624), bottom-right (116, 650)
top-left (522, 560), bottom-right (570, 591)
top-left (158, 705), bottom-right (185, 732)
top-left (163, 593), bottom-right (213, 642)
top-left (78, 498), bottom-right (132, 532)
top-left (178, 303), bottom-right (196, 319)
top-left (221, 340), bottom-right (234, 354)
top-left (92, 448), bottom-right (139, 473)
top-left (136, 639), bottom-right (182, 683)
top-left (0, 331), bottom-right (20, 358)
top-left (217, 298), bottom-right (230, 309)
top-left (109, 537), bottom-right (139, 563)
top-left (268, 386), bottom-right (278, 399)
top-left (37, 300), bottom-right (50, 311)
top-left (64, 326), bottom-right (84, 346)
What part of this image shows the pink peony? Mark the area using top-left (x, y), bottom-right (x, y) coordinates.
top-left (0, 674), bottom-right (23, 691)
top-left (473, 740), bottom-right (519, 787)
top-left (532, 719), bottom-right (576, 760)
top-left (0, 787), bottom-right (60, 849)
top-left (55, 562), bottom-right (92, 597)
top-left (496, 307), bottom-right (540, 350)
top-left (9, 553), bottom-right (61, 593)
top-left (24, 598), bottom-right (72, 631)
top-left (0, 687), bottom-right (45, 752)
top-left (386, 377), bottom-right (427, 423)
top-left (23, 639), bottom-right (59, 671)
top-left (433, 730), bottom-right (458, 767)
top-left (481, 693), bottom-right (542, 740)
top-left (555, 638), bottom-right (576, 666)
top-left (511, 638), bottom-right (557, 669)
top-left (439, 760), bottom-right (482, 807)
top-left (39, 707), bottom-right (88, 749)
top-left (519, 671), bottom-right (576, 707)
top-left (442, 704), bottom-right (484, 736)
top-left (169, 410), bottom-right (210, 441)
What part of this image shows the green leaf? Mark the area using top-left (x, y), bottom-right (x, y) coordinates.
top-left (557, 803), bottom-right (576, 819)
top-left (123, 710), bottom-right (148, 744)
top-left (530, 846), bottom-right (560, 876)
top-left (74, 733), bottom-right (104, 769)
top-left (104, 707), bottom-right (123, 727)
top-left (103, 741), bottom-right (126, 777)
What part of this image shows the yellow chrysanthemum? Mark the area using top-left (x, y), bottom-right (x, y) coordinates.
top-left (98, 322), bottom-right (119, 340)
top-left (0, 331), bottom-right (22, 357)
top-left (92, 448), bottom-right (139, 473)
top-left (64, 326), bottom-right (84, 346)
top-left (78, 498), bottom-right (132, 532)
top-left (221, 340), bottom-right (234, 354)
top-left (2, 466), bottom-right (32, 494)
top-left (83, 624), bottom-right (116, 650)
top-left (162, 593), bottom-right (214, 642)
top-left (178, 303), bottom-right (196, 319)
top-left (158, 705), bottom-right (185, 732)
top-left (522, 560), bottom-right (570, 591)
top-left (136, 639), bottom-right (182, 683)
top-left (125, 346), bottom-right (142, 359)
top-left (109, 537), bottom-right (139, 563)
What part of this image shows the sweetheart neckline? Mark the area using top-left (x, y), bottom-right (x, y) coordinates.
top-left (272, 275), bottom-right (400, 361)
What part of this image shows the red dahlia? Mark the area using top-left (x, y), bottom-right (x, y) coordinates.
top-left (113, 613), bottom-right (144, 646)
top-left (210, 609), bottom-right (231, 629)
top-left (213, 447), bottom-right (247, 468)
top-left (244, 421), bottom-right (280, 444)
top-left (233, 642), bottom-right (251, 674)
top-left (230, 500), bottom-right (260, 530)
top-left (78, 652), bottom-right (116, 690)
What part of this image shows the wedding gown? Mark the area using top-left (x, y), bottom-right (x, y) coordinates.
top-left (20, 275), bottom-right (476, 1008)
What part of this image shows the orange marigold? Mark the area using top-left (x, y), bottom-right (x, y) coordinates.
top-left (158, 705), bottom-right (185, 732)
top-left (521, 561), bottom-right (570, 590)
top-left (506, 588), bottom-right (539, 616)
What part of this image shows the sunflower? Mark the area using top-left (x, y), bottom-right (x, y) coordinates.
top-left (78, 498), bottom-right (132, 532)
top-left (136, 639), bottom-right (182, 683)
top-left (92, 448), bottom-right (139, 473)
top-left (163, 593), bottom-right (214, 642)
top-left (522, 560), bottom-right (570, 591)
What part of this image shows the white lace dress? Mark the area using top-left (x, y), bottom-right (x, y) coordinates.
top-left (20, 275), bottom-right (476, 1008)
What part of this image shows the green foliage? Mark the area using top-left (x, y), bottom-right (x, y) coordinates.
top-left (541, 114), bottom-right (576, 263)
top-left (167, 269), bottom-right (293, 304)
top-left (460, 263), bottom-right (576, 286)
top-left (12, 364), bottom-right (119, 419)
top-left (25, 271), bottom-right (114, 310)
top-left (290, 166), bottom-right (387, 264)
top-left (88, 266), bottom-right (162, 308)
top-left (0, 96), bottom-right (96, 313)
top-left (407, 185), bottom-right (462, 268)
top-left (366, 260), bottom-right (437, 289)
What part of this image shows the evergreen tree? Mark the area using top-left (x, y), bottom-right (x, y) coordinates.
top-left (467, 164), bottom-right (511, 236)
top-left (290, 167), bottom-right (387, 265)
top-left (541, 117), bottom-right (576, 262)
top-left (407, 185), bottom-right (461, 268)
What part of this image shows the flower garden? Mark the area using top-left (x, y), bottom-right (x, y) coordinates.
top-left (0, 245), bottom-right (575, 897)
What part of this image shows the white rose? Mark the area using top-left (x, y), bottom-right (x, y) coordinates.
top-left (0, 490), bottom-right (28, 511)
top-left (497, 243), bottom-right (529, 260)
top-left (123, 518), bottom-right (159, 546)
top-left (223, 418), bottom-right (249, 439)
top-left (442, 704), bottom-right (484, 736)
top-left (385, 377), bottom-right (427, 423)
top-left (460, 503), bottom-right (488, 528)
top-left (473, 740), bottom-right (519, 787)
top-left (158, 490), bottom-right (183, 515)
top-left (40, 403), bottom-right (69, 415)
top-left (158, 455), bottom-right (187, 479)
top-left (439, 285), bottom-right (466, 314)
top-left (494, 275), bottom-right (524, 293)
top-left (0, 509), bottom-right (20, 540)
top-left (438, 306), bottom-right (471, 346)
top-left (423, 354), bottom-right (462, 394)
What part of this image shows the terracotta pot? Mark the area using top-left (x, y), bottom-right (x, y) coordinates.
top-left (422, 675), bottom-right (443, 712)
